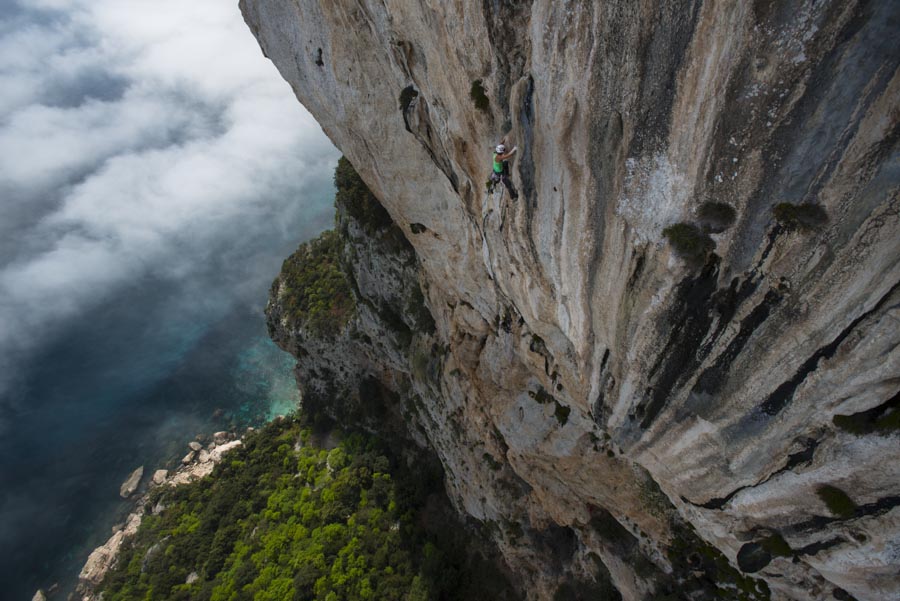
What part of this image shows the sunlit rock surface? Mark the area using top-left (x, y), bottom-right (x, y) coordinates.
top-left (248, 1), bottom-right (900, 599)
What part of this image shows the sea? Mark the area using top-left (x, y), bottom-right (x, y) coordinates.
top-left (0, 203), bottom-right (333, 599)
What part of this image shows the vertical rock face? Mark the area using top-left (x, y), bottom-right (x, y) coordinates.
top-left (247, 1), bottom-right (900, 599)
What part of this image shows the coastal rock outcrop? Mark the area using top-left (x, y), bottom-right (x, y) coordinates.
top-left (77, 437), bottom-right (244, 600)
top-left (118, 466), bottom-right (143, 498)
top-left (247, 1), bottom-right (900, 599)
top-left (151, 469), bottom-right (168, 485)
top-left (79, 512), bottom-right (142, 590)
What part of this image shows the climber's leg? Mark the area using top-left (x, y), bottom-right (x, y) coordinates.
top-left (488, 172), bottom-right (501, 194)
top-left (501, 174), bottom-right (518, 200)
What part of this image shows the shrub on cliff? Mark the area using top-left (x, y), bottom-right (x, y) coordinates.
top-left (696, 201), bottom-right (736, 233)
top-left (759, 533), bottom-right (792, 557)
top-left (276, 230), bottom-right (355, 337)
top-left (469, 80), bottom-right (490, 112)
top-left (816, 484), bottom-right (857, 518)
top-left (662, 223), bottom-right (715, 265)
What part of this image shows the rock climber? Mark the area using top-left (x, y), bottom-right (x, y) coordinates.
top-left (487, 140), bottom-right (519, 200)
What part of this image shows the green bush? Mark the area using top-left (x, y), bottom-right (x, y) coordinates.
top-left (759, 533), bottom-right (792, 557)
top-left (99, 419), bottom-right (515, 601)
top-left (773, 202), bottom-right (828, 231)
top-left (662, 223), bottom-right (715, 265)
top-left (275, 230), bottom-right (355, 337)
top-left (470, 80), bottom-right (490, 112)
top-left (816, 484), bottom-right (857, 518)
top-left (697, 202), bottom-right (736, 233)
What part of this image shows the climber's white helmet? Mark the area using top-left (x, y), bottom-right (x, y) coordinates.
top-left (495, 144), bottom-right (506, 154)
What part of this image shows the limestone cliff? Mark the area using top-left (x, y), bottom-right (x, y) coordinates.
top-left (248, 1), bottom-right (900, 600)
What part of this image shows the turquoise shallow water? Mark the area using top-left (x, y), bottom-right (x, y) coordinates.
top-left (231, 333), bottom-right (301, 423)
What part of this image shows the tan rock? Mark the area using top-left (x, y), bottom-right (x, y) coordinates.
top-left (79, 513), bottom-right (141, 588)
top-left (209, 439), bottom-right (242, 461)
top-left (188, 441), bottom-right (202, 452)
top-left (152, 469), bottom-right (168, 485)
top-left (168, 440), bottom-right (242, 487)
top-left (118, 466), bottom-right (143, 498)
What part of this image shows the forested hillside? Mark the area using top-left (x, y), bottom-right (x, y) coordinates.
top-left (99, 417), bottom-right (514, 600)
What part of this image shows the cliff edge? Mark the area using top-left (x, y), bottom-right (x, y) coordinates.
top-left (247, 2), bottom-right (900, 599)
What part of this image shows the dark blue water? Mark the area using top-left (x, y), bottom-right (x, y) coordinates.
top-left (0, 224), bottom-right (329, 599)
top-left (0, 1), bottom-right (341, 596)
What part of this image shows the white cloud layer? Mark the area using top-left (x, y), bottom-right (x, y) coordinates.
top-left (0, 0), bottom-right (339, 397)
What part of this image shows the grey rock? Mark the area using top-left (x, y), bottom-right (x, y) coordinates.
top-left (244, 1), bottom-right (900, 599)
top-left (188, 441), bottom-right (202, 452)
top-left (31, 590), bottom-right (46, 601)
top-left (151, 469), bottom-right (168, 485)
top-left (181, 451), bottom-right (195, 465)
top-left (119, 466), bottom-right (143, 498)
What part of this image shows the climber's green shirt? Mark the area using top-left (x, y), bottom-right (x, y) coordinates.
top-left (493, 154), bottom-right (503, 173)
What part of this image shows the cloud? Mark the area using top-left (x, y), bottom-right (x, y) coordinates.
top-left (0, 0), bottom-right (339, 399)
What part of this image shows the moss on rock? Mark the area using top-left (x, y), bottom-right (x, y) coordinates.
top-left (759, 533), bottom-right (792, 557)
top-left (816, 484), bottom-right (857, 518)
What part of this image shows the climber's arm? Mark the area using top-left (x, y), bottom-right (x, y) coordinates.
top-left (497, 146), bottom-right (518, 161)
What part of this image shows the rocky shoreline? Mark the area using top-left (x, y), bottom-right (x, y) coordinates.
top-left (32, 430), bottom-right (246, 601)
